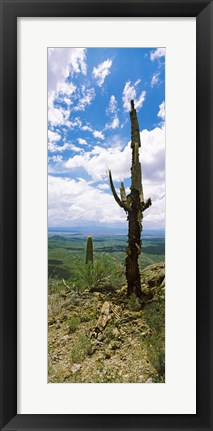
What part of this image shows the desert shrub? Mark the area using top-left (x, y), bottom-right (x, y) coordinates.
top-left (127, 293), bottom-right (141, 311)
top-left (143, 300), bottom-right (165, 332)
top-left (48, 275), bottom-right (64, 293)
top-left (147, 336), bottom-right (165, 381)
top-left (70, 335), bottom-right (93, 362)
top-left (156, 350), bottom-right (165, 377)
top-left (104, 322), bottom-right (116, 338)
top-left (72, 254), bottom-right (125, 292)
top-left (142, 298), bottom-right (165, 381)
top-left (68, 316), bottom-right (81, 334)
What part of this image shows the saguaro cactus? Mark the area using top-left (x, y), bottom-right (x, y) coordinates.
top-left (85, 236), bottom-right (94, 264)
top-left (109, 100), bottom-right (151, 297)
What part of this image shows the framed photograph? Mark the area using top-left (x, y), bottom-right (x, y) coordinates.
top-left (47, 45), bottom-right (166, 386)
top-left (0, 0), bottom-right (212, 430)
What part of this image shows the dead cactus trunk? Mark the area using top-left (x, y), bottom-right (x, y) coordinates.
top-left (109, 100), bottom-right (151, 297)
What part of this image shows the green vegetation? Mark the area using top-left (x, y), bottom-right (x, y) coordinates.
top-left (127, 293), bottom-right (141, 312)
top-left (68, 316), bottom-right (81, 334)
top-left (73, 254), bottom-right (125, 293)
top-left (48, 275), bottom-right (64, 293)
top-left (48, 232), bottom-right (165, 383)
top-left (70, 335), bottom-right (93, 363)
top-left (48, 232), bottom-right (165, 281)
top-left (142, 300), bottom-right (165, 382)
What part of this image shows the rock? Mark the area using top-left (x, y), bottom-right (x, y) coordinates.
top-left (141, 262), bottom-right (165, 289)
top-left (64, 371), bottom-right (71, 379)
top-left (123, 374), bottom-right (129, 382)
top-left (138, 375), bottom-right (144, 382)
top-left (96, 301), bottom-right (111, 330)
top-left (145, 377), bottom-right (153, 383)
top-left (71, 363), bottom-right (81, 374)
top-left (160, 279), bottom-right (165, 289)
top-left (61, 335), bottom-right (69, 341)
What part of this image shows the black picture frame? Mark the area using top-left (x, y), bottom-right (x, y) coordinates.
top-left (0, 0), bottom-right (212, 430)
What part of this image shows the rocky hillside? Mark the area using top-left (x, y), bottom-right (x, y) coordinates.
top-left (48, 262), bottom-right (165, 383)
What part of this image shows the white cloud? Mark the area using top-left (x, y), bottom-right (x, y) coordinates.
top-left (49, 124), bottom-right (165, 228)
top-left (140, 126), bottom-right (165, 182)
top-left (93, 130), bottom-right (105, 140)
top-left (48, 49), bottom-right (89, 126)
top-left (122, 80), bottom-right (146, 111)
top-left (68, 49), bottom-right (87, 75)
top-left (150, 48), bottom-right (165, 61)
top-left (110, 117), bottom-right (119, 129)
top-left (107, 95), bottom-right (117, 114)
top-left (48, 48), bottom-right (87, 92)
top-left (74, 86), bottom-right (95, 111)
top-left (65, 143), bottom-right (130, 182)
top-left (48, 142), bottom-right (70, 153)
top-left (97, 183), bottom-right (110, 190)
top-left (56, 81), bottom-right (76, 96)
top-left (48, 176), bottom-right (126, 226)
top-left (48, 142), bottom-right (84, 153)
top-left (48, 173), bottom-right (165, 228)
top-left (48, 130), bottom-right (61, 143)
top-left (105, 117), bottom-right (119, 130)
top-left (48, 106), bottom-right (70, 126)
top-left (157, 101), bottom-right (165, 120)
top-left (78, 138), bottom-right (88, 146)
top-left (64, 98), bottom-right (72, 106)
top-left (122, 81), bottom-right (136, 110)
top-left (105, 95), bottom-right (119, 130)
top-left (69, 144), bottom-right (84, 153)
top-left (48, 90), bottom-right (55, 109)
top-left (139, 126), bottom-right (165, 227)
top-left (49, 155), bottom-right (63, 163)
top-left (48, 89), bottom-right (71, 127)
top-left (134, 91), bottom-right (146, 110)
top-left (92, 59), bottom-right (112, 87)
top-left (151, 72), bottom-right (160, 87)
top-left (82, 125), bottom-right (93, 132)
top-left (64, 125), bottom-right (165, 185)
top-left (142, 180), bottom-right (165, 227)
top-left (68, 118), bottom-right (82, 129)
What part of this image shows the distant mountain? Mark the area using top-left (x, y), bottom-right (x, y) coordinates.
top-left (48, 226), bottom-right (165, 237)
top-left (49, 235), bottom-right (67, 241)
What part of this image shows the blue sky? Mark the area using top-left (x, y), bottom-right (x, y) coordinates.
top-left (48, 48), bottom-right (165, 230)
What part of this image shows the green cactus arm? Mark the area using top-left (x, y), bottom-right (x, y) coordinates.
top-left (120, 182), bottom-right (127, 203)
top-left (108, 170), bottom-right (129, 211)
top-left (142, 197), bottom-right (152, 212)
top-left (85, 236), bottom-right (93, 264)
